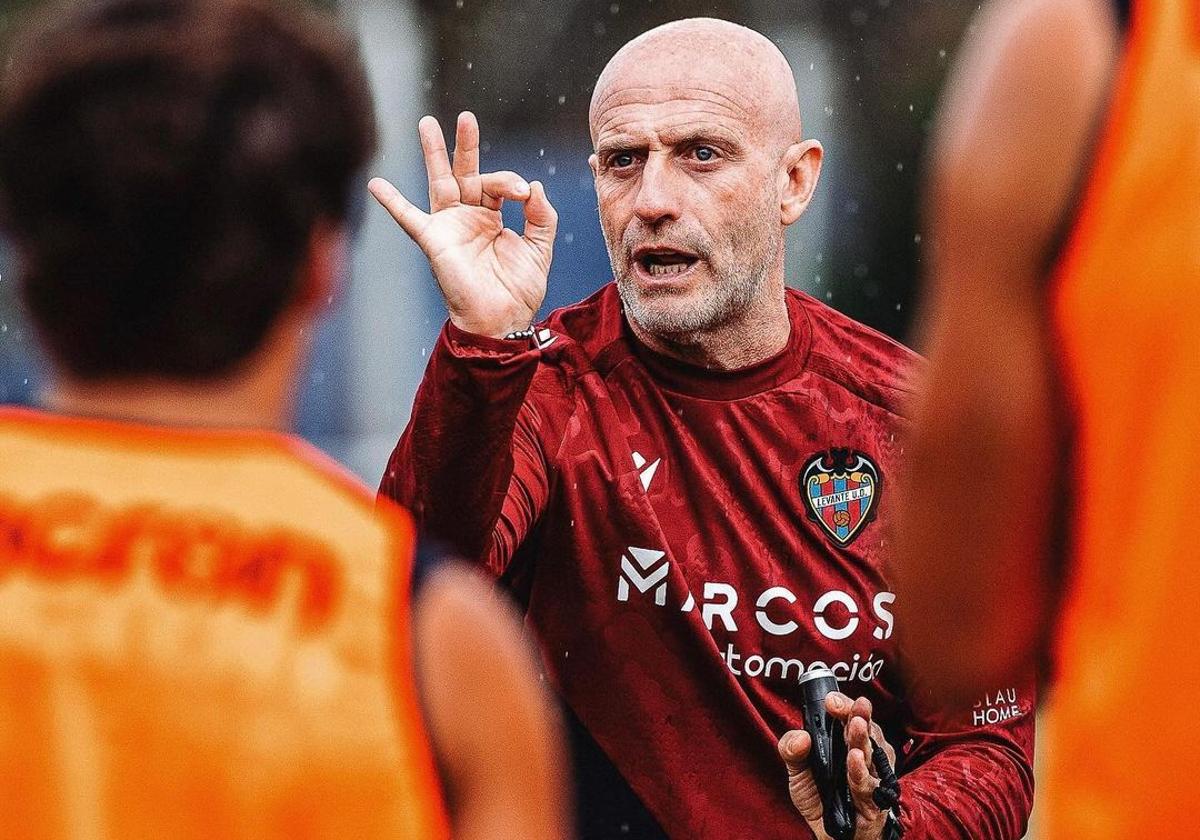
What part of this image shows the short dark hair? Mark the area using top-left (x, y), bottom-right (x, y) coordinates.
top-left (0, 0), bottom-right (376, 380)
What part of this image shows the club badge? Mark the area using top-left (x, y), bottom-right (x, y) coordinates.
top-left (801, 449), bottom-right (881, 547)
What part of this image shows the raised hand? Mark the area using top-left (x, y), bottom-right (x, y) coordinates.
top-left (369, 111), bottom-right (557, 338)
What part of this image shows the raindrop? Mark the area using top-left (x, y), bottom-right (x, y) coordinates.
top-left (465, 61), bottom-right (473, 70)
top-left (815, 275), bottom-right (822, 285)
top-left (913, 233), bottom-right (922, 244)
top-left (895, 303), bottom-right (902, 311)
top-left (564, 232), bottom-right (575, 244)
top-left (895, 162), bottom-right (904, 172)
top-left (809, 62), bottom-right (815, 71)
top-left (939, 49), bottom-right (947, 60)
top-left (539, 148), bottom-right (545, 157)
top-left (455, 0), bottom-right (463, 7)
top-left (908, 104), bottom-right (914, 112)
top-left (824, 105), bottom-right (834, 116)
top-left (548, 164), bottom-right (557, 175)
top-left (825, 290), bottom-right (834, 301)
top-left (557, 94), bottom-right (567, 105)
top-left (609, 2), bottom-right (620, 12)
top-left (1, 324), bottom-right (6, 333)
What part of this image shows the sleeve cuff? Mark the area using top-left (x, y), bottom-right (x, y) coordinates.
top-left (444, 319), bottom-right (537, 355)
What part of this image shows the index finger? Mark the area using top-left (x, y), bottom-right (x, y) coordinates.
top-left (825, 692), bottom-right (873, 723)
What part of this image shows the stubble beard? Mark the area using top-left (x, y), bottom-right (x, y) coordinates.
top-left (608, 204), bottom-right (782, 343)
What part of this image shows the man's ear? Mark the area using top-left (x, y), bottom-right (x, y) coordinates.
top-left (293, 220), bottom-right (347, 314)
top-left (779, 139), bottom-right (824, 226)
top-left (588, 153), bottom-right (600, 179)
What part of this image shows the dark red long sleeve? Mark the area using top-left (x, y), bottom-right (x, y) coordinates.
top-left (379, 322), bottom-right (555, 573)
top-left (381, 284), bottom-right (1034, 839)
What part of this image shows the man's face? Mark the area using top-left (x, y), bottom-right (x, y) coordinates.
top-left (590, 84), bottom-right (784, 338)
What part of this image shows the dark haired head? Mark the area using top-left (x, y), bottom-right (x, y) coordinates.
top-left (0, 0), bottom-right (376, 380)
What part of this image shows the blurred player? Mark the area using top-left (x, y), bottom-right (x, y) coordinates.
top-left (372, 17), bottom-right (1035, 840)
top-left (0, 1), bottom-right (565, 838)
top-left (895, 0), bottom-right (1197, 835)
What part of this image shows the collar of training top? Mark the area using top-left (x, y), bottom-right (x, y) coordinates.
top-left (624, 291), bottom-right (811, 400)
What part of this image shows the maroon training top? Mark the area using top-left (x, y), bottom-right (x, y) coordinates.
top-left (381, 283), bottom-right (1034, 839)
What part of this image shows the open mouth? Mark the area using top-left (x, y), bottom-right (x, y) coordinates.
top-left (634, 247), bottom-right (699, 278)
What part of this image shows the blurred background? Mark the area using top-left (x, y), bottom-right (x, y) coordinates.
top-left (0, 0), bottom-right (976, 483)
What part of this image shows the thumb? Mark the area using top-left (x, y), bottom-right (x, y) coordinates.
top-left (522, 180), bottom-right (558, 261)
top-left (779, 730), bottom-right (826, 830)
top-left (778, 728), bottom-right (813, 775)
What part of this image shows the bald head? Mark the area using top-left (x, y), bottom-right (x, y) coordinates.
top-left (589, 18), bottom-right (802, 151)
top-left (587, 18), bottom-right (823, 358)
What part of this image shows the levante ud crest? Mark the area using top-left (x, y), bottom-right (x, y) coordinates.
top-left (801, 449), bottom-right (881, 546)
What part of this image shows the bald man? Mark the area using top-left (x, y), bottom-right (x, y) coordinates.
top-left (371, 18), bottom-right (1033, 840)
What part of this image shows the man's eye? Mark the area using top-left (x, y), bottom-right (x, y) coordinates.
top-left (694, 146), bottom-right (718, 162)
top-left (610, 152), bottom-right (636, 168)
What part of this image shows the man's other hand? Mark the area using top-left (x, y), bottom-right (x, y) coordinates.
top-left (777, 691), bottom-right (896, 839)
top-left (369, 111), bottom-right (557, 339)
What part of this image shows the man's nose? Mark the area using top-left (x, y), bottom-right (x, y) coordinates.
top-left (633, 154), bottom-right (681, 226)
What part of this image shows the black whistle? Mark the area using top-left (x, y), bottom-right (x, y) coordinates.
top-left (799, 667), bottom-right (856, 840)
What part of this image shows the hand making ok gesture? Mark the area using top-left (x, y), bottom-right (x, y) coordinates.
top-left (369, 111), bottom-right (557, 339)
